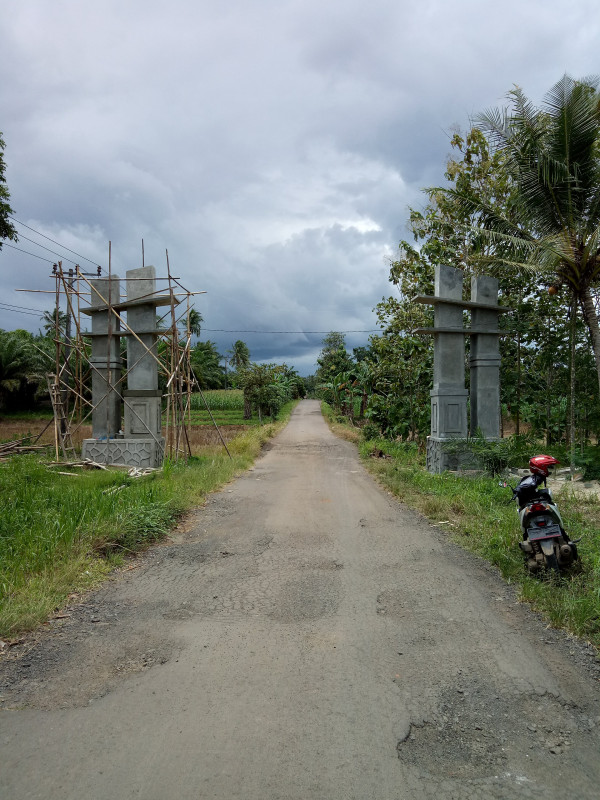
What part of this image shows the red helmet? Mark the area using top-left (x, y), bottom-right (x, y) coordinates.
top-left (529, 454), bottom-right (560, 477)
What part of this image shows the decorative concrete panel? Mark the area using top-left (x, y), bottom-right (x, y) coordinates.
top-left (426, 437), bottom-right (477, 474)
top-left (82, 438), bottom-right (165, 467)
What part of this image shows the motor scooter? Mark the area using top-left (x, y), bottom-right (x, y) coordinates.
top-left (503, 455), bottom-right (579, 574)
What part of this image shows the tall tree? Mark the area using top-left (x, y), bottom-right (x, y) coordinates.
top-left (0, 330), bottom-right (43, 410)
top-left (41, 309), bottom-right (68, 339)
top-left (228, 339), bottom-right (250, 371)
top-left (315, 332), bottom-right (354, 381)
top-left (0, 132), bottom-right (17, 249)
top-left (188, 308), bottom-right (203, 338)
top-left (447, 75), bottom-right (600, 392)
top-left (190, 340), bottom-right (225, 389)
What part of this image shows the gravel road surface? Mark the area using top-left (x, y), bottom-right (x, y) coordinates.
top-left (1, 399), bottom-right (600, 799)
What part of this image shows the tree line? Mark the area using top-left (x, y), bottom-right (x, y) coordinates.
top-left (0, 317), bottom-right (306, 420)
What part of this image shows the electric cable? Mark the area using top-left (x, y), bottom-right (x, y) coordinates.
top-left (0, 303), bottom-right (45, 317)
top-left (8, 216), bottom-right (103, 268)
top-left (0, 300), bottom-right (48, 313)
top-left (201, 328), bottom-right (379, 334)
top-left (10, 233), bottom-right (80, 266)
top-left (1, 242), bottom-right (55, 262)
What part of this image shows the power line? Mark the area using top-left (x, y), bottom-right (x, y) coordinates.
top-left (202, 328), bottom-right (380, 334)
top-left (1, 242), bottom-right (55, 262)
top-left (8, 216), bottom-right (103, 268)
top-left (12, 233), bottom-right (80, 266)
top-left (0, 300), bottom-right (48, 313)
top-left (0, 303), bottom-right (45, 318)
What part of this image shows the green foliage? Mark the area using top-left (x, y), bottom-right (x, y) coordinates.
top-left (237, 363), bottom-right (302, 421)
top-left (366, 108), bottom-right (600, 449)
top-left (442, 433), bottom-right (537, 476)
top-left (0, 329), bottom-right (47, 411)
top-left (41, 309), bottom-right (68, 339)
top-left (0, 132), bottom-right (17, 247)
top-left (188, 308), bottom-right (203, 338)
top-left (187, 389), bottom-right (256, 426)
top-left (227, 339), bottom-right (251, 372)
top-left (449, 76), bottom-right (600, 391)
top-left (189, 389), bottom-right (244, 412)
top-left (190, 340), bottom-right (226, 389)
top-left (315, 332), bottom-right (354, 382)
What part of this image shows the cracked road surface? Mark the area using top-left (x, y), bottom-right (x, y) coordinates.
top-left (2, 399), bottom-right (600, 799)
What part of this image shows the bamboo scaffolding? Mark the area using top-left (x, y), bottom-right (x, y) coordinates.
top-left (20, 249), bottom-right (216, 466)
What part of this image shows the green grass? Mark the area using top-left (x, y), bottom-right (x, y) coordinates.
top-left (359, 437), bottom-right (600, 649)
top-left (0, 409), bottom-right (54, 421)
top-left (174, 389), bottom-right (261, 426)
top-left (186, 410), bottom-right (261, 427)
top-left (0, 399), bottom-right (298, 637)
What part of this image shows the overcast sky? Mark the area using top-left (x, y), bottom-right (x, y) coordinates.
top-left (1, 0), bottom-right (598, 374)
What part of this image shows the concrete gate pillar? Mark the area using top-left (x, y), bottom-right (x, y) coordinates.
top-left (86, 275), bottom-right (122, 440)
top-left (427, 265), bottom-right (469, 472)
top-left (470, 275), bottom-right (501, 439)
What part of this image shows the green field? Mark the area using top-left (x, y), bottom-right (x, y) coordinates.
top-left (183, 389), bottom-right (262, 426)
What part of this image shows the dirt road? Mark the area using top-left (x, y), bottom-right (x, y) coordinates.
top-left (1, 400), bottom-right (600, 799)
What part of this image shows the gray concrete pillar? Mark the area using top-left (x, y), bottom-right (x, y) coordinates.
top-left (123, 266), bottom-right (163, 444)
top-left (88, 276), bottom-right (121, 439)
top-left (470, 275), bottom-right (501, 439)
top-left (430, 265), bottom-right (468, 439)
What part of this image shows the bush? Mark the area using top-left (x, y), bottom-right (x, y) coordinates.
top-left (442, 433), bottom-right (536, 476)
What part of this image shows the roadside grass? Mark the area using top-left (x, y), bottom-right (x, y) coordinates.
top-left (360, 437), bottom-right (600, 649)
top-left (0, 399), bottom-right (297, 637)
top-left (320, 403), bottom-right (600, 649)
top-left (320, 400), bottom-right (362, 443)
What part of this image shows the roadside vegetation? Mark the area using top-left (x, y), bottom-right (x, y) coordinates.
top-left (0, 399), bottom-right (298, 638)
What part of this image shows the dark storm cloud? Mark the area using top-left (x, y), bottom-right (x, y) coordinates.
top-left (1, 0), bottom-right (599, 371)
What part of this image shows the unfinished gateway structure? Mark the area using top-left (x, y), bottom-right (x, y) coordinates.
top-left (81, 265), bottom-right (169, 468)
top-left (415, 264), bottom-right (509, 473)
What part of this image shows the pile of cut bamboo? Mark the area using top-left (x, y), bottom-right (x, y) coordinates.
top-left (0, 437), bottom-right (50, 462)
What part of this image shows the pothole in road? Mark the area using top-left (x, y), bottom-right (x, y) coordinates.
top-left (267, 573), bottom-right (341, 622)
top-left (396, 681), bottom-right (600, 790)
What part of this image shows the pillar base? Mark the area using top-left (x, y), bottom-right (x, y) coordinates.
top-left (82, 438), bottom-right (165, 468)
top-left (426, 437), bottom-right (479, 474)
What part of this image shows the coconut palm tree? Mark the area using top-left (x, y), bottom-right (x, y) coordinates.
top-left (448, 75), bottom-right (600, 390)
top-left (188, 308), bottom-right (203, 338)
top-left (190, 340), bottom-right (225, 389)
top-left (0, 330), bottom-right (42, 410)
top-left (463, 76), bottom-right (600, 377)
top-left (41, 309), bottom-right (68, 339)
top-left (228, 339), bottom-right (250, 371)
